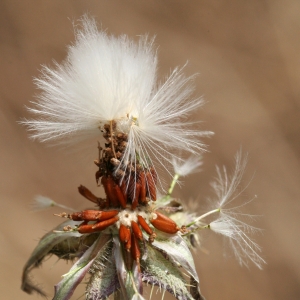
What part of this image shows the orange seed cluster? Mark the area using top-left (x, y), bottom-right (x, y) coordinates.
top-left (58, 122), bottom-right (180, 265)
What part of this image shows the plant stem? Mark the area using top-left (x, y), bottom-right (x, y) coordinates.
top-left (168, 173), bottom-right (180, 196)
top-left (54, 202), bottom-right (76, 212)
top-left (186, 208), bottom-right (220, 227)
top-left (160, 173), bottom-right (180, 203)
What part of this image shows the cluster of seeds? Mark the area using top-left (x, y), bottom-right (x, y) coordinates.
top-left (58, 122), bottom-right (181, 268)
top-left (95, 121), bottom-right (157, 206)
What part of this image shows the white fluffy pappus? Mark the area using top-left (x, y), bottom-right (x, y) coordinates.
top-left (22, 16), bottom-right (213, 178)
top-left (30, 195), bottom-right (76, 212)
top-left (172, 155), bottom-right (203, 177)
top-left (209, 152), bottom-right (266, 268)
top-left (209, 214), bottom-right (265, 269)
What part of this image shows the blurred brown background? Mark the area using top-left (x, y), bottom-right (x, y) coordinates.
top-left (1, 1), bottom-right (300, 299)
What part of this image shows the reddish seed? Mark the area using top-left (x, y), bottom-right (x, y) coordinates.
top-left (146, 171), bottom-right (156, 201)
top-left (70, 209), bottom-right (119, 221)
top-left (139, 171), bottom-right (147, 203)
top-left (127, 175), bottom-right (137, 201)
top-left (131, 221), bottom-right (143, 241)
top-left (101, 210), bottom-right (119, 220)
top-left (114, 183), bottom-right (127, 208)
top-left (150, 212), bottom-right (179, 234)
top-left (150, 167), bottom-right (158, 184)
top-left (78, 185), bottom-right (99, 203)
top-left (154, 211), bottom-right (177, 224)
top-left (101, 176), bottom-right (118, 207)
top-left (150, 219), bottom-right (179, 234)
top-left (83, 209), bottom-right (119, 221)
top-left (68, 211), bottom-right (83, 221)
top-left (125, 234), bottom-right (131, 252)
top-left (137, 215), bottom-right (153, 235)
top-left (80, 210), bottom-right (101, 220)
top-left (77, 224), bottom-right (95, 233)
top-left (131, 183), bottom-right (141, 210)
top-left (120, 181), bottom-right (127, 199)
top-left (91, 216), bottom-right (119, 231)
top-left (131, 233), bottom-right (141, 262)
top-left (119, 224), bottom-right (131, 243)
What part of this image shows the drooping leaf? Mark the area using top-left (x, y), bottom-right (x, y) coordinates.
top-left (50, 232), bottom-right (97, 260)
top-left (22, 220), bottom-right (85, 296)
top-left (53, 233), bottom-right (111, 300)
top-left (190, 276), bottom-right (206, 300)
top-left (86, 238), bottom-right (120, 300)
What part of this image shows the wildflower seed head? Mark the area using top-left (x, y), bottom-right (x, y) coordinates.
top-left (22, 16), bottom-right (213, 186)
top-left (21, 15), bottom-right (263, 300)
top-left (207, 151), bottom-right (266, 269)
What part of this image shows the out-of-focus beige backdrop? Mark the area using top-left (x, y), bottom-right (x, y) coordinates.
top-left (1, 1), bottom-right (299, 299)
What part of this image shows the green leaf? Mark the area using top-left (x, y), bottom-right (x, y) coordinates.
top-left (113, 236), bottom-right (145, 300)
top-left (86, 238), bottom-right (119, 299)
top-left (141, 243), bottom-right (194, 300)
top-left (54, 234), bottom-right (111, 300)
top-left (151, 235), bottom-right (199, 283)
top-left (22, 220), bottom-right (84, 296)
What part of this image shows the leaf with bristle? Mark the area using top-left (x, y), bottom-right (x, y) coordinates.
top-left (54, 234), bottom-right (111, 300)
top-left (22, 220), bottom-right (84, 296)
top-left (151, 235), bottom-right (199, 284)
top-left (86, 238), bottom-right (120, 299)
top-left (141, 243), bottom-right (194, 300)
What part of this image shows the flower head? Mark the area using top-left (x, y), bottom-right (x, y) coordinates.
top-left (22, 188), bottom-right (203, 300)
top-left (23, 16), bottom-right (212, 184)
top-left (21, 16), bottom-right (263, 300)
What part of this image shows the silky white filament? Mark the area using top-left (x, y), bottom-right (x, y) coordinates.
top-left (22, 16), bottom-right (213, 184)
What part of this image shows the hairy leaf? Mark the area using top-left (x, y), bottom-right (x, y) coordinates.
top-left (22, 220), bottom-right (83, 296)
top-left (54, 234), bottom-right (111, 300)
top-left (142, 243), bottom-right (193, 300)
top-left (86, 238), bottom-right (120, 300)
top-left (151, 235), bottom-right (199, 283)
